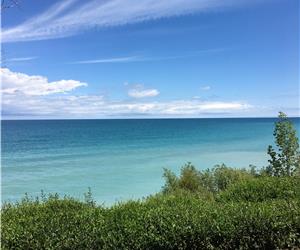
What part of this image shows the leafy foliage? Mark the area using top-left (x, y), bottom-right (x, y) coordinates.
top-left (162, 163), bottom-right (203, 193)
top-left (2, 191), bottom-right (300, 250)
top-left (162, 162), bottom-right (253, 195)
top-left (218, 176), bottom-right (300, 202)
top-left (267, 111), bottom-right (300, 176)
top-left (3, 174), bottom-right (300, 249)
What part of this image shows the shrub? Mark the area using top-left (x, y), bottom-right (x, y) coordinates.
top-left (2, 193), bottom-right (300, 249)
top-left (204, 164), bottom-right (253, 193)
top-left (162, 163), bottom-right (205, 193)
top-left (1, 195), bottom-right (104, 249)
top-left (162, 163), bottom-right (254, 196)
top-left (218, 176), bottom-right (300, 202)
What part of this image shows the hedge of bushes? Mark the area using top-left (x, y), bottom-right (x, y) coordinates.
top-left (162, 163), bottom-right (254, 195)
top-left (218, 176), bottom-right (300, 202)
top-left (2, 162), bottom-right (300, 249)
top-left (2, 188), bottom-right (300, 249)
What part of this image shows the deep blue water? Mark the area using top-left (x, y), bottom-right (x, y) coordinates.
top-left (2, 118), bottom-right (299, 204)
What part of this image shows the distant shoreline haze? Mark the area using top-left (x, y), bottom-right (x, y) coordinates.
top-left (2, 116), bottom-right (300, 121)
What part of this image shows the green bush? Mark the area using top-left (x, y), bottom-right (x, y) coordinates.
top-left (162, 163), bottom-right (253, 195)
top-left (2, 195), bottom-right (104, 249)
top-left (2, 193), bottom-right (300, 249)
top-left (218, 176), bottom-right (300, 202)
top-left (201, 164), bottom-right (253, 193)
top-left (162, 163), bottom-right (208, 194)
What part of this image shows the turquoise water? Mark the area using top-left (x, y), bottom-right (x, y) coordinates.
top-left (2, 118), bottom-right (299, 205)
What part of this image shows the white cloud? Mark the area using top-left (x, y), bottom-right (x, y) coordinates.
top-left (200, 85), bottom-right (211, 91)
top-left (2, 0), bottom-right (264, 42)
top-left (128, 85), bottom-right (160, 98)
top-left (1, 68), bottom-right (87, 96)
top-left (1, 68), bottom-right (253, 118)
top-left (72, 56), bottom-right (140, 64)
top-left (6, 57), bottom-right (37, 62)
top-left (2, 94), bottom-right (252, 118)
top-left (70, 49), bottom-right (225, 64)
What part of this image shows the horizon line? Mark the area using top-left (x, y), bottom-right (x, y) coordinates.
top-left (2, 116), bottom-right (300, 121)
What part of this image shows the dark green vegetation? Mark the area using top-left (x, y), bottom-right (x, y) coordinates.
top-left (2, 190), bottom-right (300, 250)
top-left (267, 111), bottom-right (300, 176)
top-left (2, 112), bottom-right (300, 249)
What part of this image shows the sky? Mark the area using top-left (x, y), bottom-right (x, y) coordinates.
top-left (1, 0), bottom-right (299, 119)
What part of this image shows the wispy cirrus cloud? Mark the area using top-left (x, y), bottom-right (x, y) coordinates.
top-left (71, 48), bottom-right (227, 64)
top-left (6, 57), bottom-right (38, 62)
top-left (1, 68), bottom-right (253, 118)
top-left (2, 0), bottom-right (264, 43)
top-left (72, 56), bottom-right (140, 64)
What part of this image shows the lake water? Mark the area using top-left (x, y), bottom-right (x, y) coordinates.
top-left (2, 118), bottom-right (299, 204)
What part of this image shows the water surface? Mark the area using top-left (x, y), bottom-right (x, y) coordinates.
top-left (2, 118), bottom-right (299, 204)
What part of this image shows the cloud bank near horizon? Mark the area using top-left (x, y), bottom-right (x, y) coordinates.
top-left (1, 68), bottom-right (253, 118)
top-left (2, 0), bottom-right (264, 43)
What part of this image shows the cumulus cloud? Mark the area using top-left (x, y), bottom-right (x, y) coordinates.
top-left (2, 0), bottom-right (264, 42)
top-left (1, 68), bottom-right (87, 96)
top-left (128, 85), bottom-right (160, 98)
top-left (1, 68), bottom-right (253, 118)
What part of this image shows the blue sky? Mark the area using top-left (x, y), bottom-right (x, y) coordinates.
top-left (1, 0), bottom-right (299, 119)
